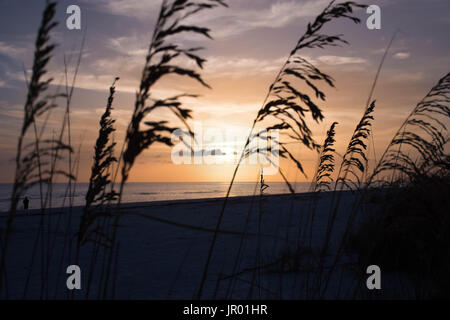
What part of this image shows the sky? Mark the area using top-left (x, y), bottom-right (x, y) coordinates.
top-left (0, 0), bottom-right (449, 183)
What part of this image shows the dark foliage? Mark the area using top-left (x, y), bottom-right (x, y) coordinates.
top-left (1, 0), bottom-right (74, 295)
top-left (337, 101), bottom-right (376, 189)
top-left (246, 1), bottom-right (366, 192)
top-left (78, 78), bottom-right (120, 247)
top-left (312, 122), bottom-right (338, 192)
top-left (371, 73), bottom-right (450, 183)
top-left (198, 0), bottom-right (367, 300)
top-left (120, 0), bottom-right (227, 187)
top-left (348, 73), bottom-right (450, 298)
top-left (106, 0), bottom-right (227, 300)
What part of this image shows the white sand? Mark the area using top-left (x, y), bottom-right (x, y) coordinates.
top-left (1, 191), bottom-right (407, 299)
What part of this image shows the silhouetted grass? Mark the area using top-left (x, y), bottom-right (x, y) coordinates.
top-left (198, 0), bottom-right (367, 299)
top-left (347, 73), bottom-right (450, 298)
top-left (78, 78), bottom-right (119, 248)
top-left (311, 122), bottom-right (338, 192)
top-left (100, 0), bottom-right (227, 299)
top-left (371, 73), bottom-right (449, 183)
top-left (337, 101), bottom-right (376, 190)
top-left (2, 0), bottom-right (448, 301)
top-left (316, 101), bottom-right (376, 298)
top-left (0, 1), bottom-right (76, 296)
top-left (119, 0), bottom-right (227, 190)
top-left (73, 79), bottom-right (121, 298)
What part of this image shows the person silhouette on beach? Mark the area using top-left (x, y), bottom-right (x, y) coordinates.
top-left (23, 196), bottom-right (29, 210)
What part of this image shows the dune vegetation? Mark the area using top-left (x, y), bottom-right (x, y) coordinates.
top-left (0, 0), bottom-right (448, 299)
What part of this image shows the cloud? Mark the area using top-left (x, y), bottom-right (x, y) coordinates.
top-left (82, 0), bottom-right (161, 20)
top-left (205, 0), bottom-right (331, 38)
top-left (107, 36), bottom-right (148, 57)
top-left (66, 71), bottom-right (184, 97)
top-left (317, 55), bottom-right (367, 65)
top-left (204, 56), bottom-right (286, 77)
top-left (389, 71), bottom-right (425, 82)
top-left (235, 0), bottom-right (329, 27)
top-left (0, 101), bottom-right (23, 119)
top-left (85, 0), bottom-right (330, 38)
top-left (0, 41), bottom-right (27, 57)
top-left (393, 52), bottom-right (410, 60)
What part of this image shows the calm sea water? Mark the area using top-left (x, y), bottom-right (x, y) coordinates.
top-left (0, 182), bottom-right (312, 212)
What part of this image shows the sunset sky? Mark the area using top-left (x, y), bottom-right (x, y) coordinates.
top-left (0, 0), bottom-right (449, 183)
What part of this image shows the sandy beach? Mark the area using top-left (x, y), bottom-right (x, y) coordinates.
top-left (1, 190), bottom-right (388, 300)
top-left (1, 0), bottom-right (449, 306)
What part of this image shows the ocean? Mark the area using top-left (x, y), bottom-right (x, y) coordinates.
top-left (0, 182), bottom-right (312, 212)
